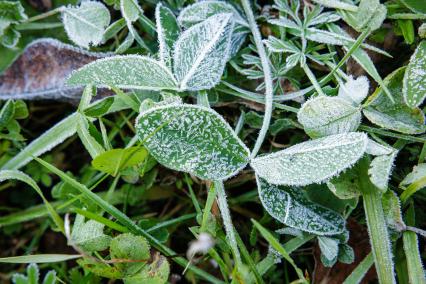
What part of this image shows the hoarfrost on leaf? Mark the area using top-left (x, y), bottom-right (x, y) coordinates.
top-left (297, 96), bottom-right (361, 138)
top-left (403, 41), bottom-right (426, 108)
top-left (70, 214), bottom-right (111, 252)
top-left (339, 0), bottom-right (386, 32)
top-left (177, 0), bottom-right (248, 28)
top-left (62, 2), bottom-right (111, 48)
top-left (368, 150), bottom-right (398, 192)
top-left (173, 13), bottom-right (235, 91)
top-left (327, 167), bottom-right (361, 199)
top-left (257, 176), bottom-right (346, 235)
top-left (67, 55), bottom-right (178, 91)
top-left (135, 104), bottom-right (250, 180)
top-left (363, 67), bottom-right (426, 134)
top-left (156, 3), bottom-right (180, 69)
top-left (400, 163), bottom-right (426, 186)
top-left (318, 236), bottom-right (340, 261)
top-left (338, 76), bottom-right (369, 105)
top-left (365, 139), bottom-right (394, 156)
top-left (251, 132), bottom-right (368, 186)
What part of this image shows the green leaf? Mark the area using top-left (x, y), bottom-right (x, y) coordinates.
top-left (311, 0), bottom-right (357, 11)
top-left (91, 147), bottom-right (148, 176)
top-left (257, 177), bottom-right (346, 235)
top-left (71, 214), bottom-right (111, 252)
top-left (156, 3), bottom-right (180, 69)
top-left (0, 1), bottom-right (27, 25)
top-left (343, 253), bottom-right (374, 284)
top-left (0, 170), bottom-right (64, 233)
top-left (0, 254), bottom-right (81, 263)
top-left (251, 132), bottom-right (367, 186)
top-left (403, 41), bottom-right (426, 108)
top-left (297, 96), bottom-right (361, 138)
top-left (177, 0), bottom-right (248, 28)
top-left (120, 0), bottom-right (143, 24)
top-left (318, 236), bottom-right (340, 261)
top-left (339, 0), bottom-right (386, 32)
top-left (173, 13), bottom-right (234, 91)
top-left (251, 219), bottom-right (307, 283)
top-left (67, 56), bottom-right (178, 91)
top-left (76, 114), bottom-right (105, 159)
top-left (338, 243), bottom-right (355, 264)
top-left (398, 0), bottom-right (426, 14)
top-left (110, 233), bottom-right (150, 276)
top-left (401, 163), bottom-right (426, 187)
top-left (135, 104), bottom-right (250, 180)
top-left (327, 167), bottom-right (360, 199)
top-left (0, 100), bottom-right (15, 128)
top-left (382, 190), bottom-right (405, 231)
top-left (84, 97), bottom-right (115, 117)
top-left (124, 255), bottom-right (170, 284)
top-left (62, 2), bottom-right (111, 48)
top-left (77, 258), bottom-right (123, 279)
top-left (363, 67), bottom-right (426, 134)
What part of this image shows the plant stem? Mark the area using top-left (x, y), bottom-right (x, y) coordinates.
top-left (343, 252), bottom-right (374, 284)
top-left (215, 181), bottom-right (242, 266)
top-left (302, 62), bottom-right (326, 96)
top-left (358, 157), bottom-right (395, 284)
top-left (25, 7), bottom-right (64, 23)
top-left (240, 0), bottom-right (274, 159)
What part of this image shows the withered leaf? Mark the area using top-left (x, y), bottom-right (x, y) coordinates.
top-left (0, 38), bottom-right (111, 101)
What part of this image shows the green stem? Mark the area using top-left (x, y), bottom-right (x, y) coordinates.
top-left (302, 62), bottom-right (326, 96)
top-left (343, 252), bottom-right (374, 284)
top-left (215, 181), bottom-right (242, 266)
top-left (200, 184), bottom-right (217, 232)
top-left (25, 7), bottom-right (64, 23)
top-left (240, 0), bottom-right (274, 159)
top-left (358, 158), bottom-right (395, 284)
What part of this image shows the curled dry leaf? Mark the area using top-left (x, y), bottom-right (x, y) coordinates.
top-left (0, 38), bottom-right (111, 101)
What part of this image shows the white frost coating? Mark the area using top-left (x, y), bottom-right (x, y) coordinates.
top-left (251, 132), bottom-right (368, 186)
top-left (62, 2), bottom-right (111, 48)
top-left (70, 214), bottom-right (111, 252)
top-left (2, 113), bottom-right (79, 170)
top-left (318, 236), bottom-right (340, 261)
top-left (173, 13), bottom-right (235, 91)
top-left (297, 96), bottom-right (362, 138)
top-left (135, 104), bottom-right (250, 180)
top-left (156, 3), bottom-right (180, 68)
top-left (403, 41), bottom-right (426, 108)
top-left (338, 76), bottom-right (369, 105)
top-left (76, 114), bottom-right (105, 159)
top-left (365, 139), bottom-right (394, 156)
top-left (177, 0), bottom-right (248, 28)
top-left (120, 0), bottom-right (143, 42)
top-left (67, 55), bottom-right (178, 91)
top-left (368, 150), bottom-right (398, 191)
top-left (400, 163), bottom-right (426, 186)
top-left (257, 176), bottom-right (346, 235)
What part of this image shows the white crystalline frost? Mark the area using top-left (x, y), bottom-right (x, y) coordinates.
top-left (173, 13), bottom-right (235, 91)
top-left (251, 132), bottom-right (368, 186)
top-left (403, 41), bottom-right (426, 108)
top-left (338, 76), bottom-right (369, 105)
top-left (135, 104), bottom-right (250, 180)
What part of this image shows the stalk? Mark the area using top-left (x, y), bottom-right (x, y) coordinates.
top-left (358, 157), bottom-right (395, 284)
top-left (240, 0), bottom-right (274, 159)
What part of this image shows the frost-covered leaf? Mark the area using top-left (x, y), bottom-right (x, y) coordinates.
top-left (318, 236), bottom-right (340, 261)
top-left (251, 132), bottom-right (368, 186)
top-left (257, 177), bottom-right (346, 235)
top-left (264, 36), bottom-right (299, 53)
top-left (365, 139), bottom-right (394, 156)
top-left (363, 67), bottom-right (426, 134)
top-left (338, 76), bottom-right (369, 105)
top-left (67, 55), bottom-right (178, 91)
top-left (369, 150), bottom-right (397, 192)
top-left (268, 17), bottom-right (299, 30)
top-left (177, 0), bottom-right (247, 28)
top-left (297, 96), bottom-right (361, 138)
top-left (403, 41), bottom-right (426, 108)
top-left (92, 147), bottom-right (148, 176)
top-left (124, 255), bottom-right (169, 284)
top-left (70, 214), bottom-right (111, 252)
top-left (339, 0), bottom-right (386, 32)
top-left (0, 1), bottom-right (27, 25)
top-left (311, 0), bottom-right (357, 11)
top-left (0, 39), bottom-right (110, 101)
top-left (338, 243), bottom-right (355, 264)
top-left (399, 0), bottom-right (426, 14)
top-left (62, 2), bottom-right (111, 48)
top-left (0, 100), bottom-right (15, 128)
top-left (120, 0), bottom-right (143, 24)
top-left (382, 190), bottom-right (405, 231)
top-left (135, 104), bottom-right (249, 180)
top-left (401, 163), bottom-right (426, 187)
top-left (156, 3), bottom-right (180, 68)
top-left (327, 167), bottom-right (360, 199)
top-left (173, 13), bottom-right (234, 91)
top-left (110, 233), bottom-right (150, 276)
top-left (76, 114), bottom-right (105, 158)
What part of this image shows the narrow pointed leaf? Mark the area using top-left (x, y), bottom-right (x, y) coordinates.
top-left (0, 254), bottom-right (81, 263)
top-left (251, 132), bottom-right (368, 186)
top-left (62, 2), bottom-right (111, 48)
top-left (403, 41), bottom-right (426, 108)
top-left (135, 104), bottom-right (250, 180)
top-left (173, 13), bottom-right (234, 91)
top-left (298, 96), bottom-right (361, 138)
top-left (67, 56), bottom-right (178, 91)
top-left (257, 177), bottom-right (346, 235)
top-left (120, 0), bottom-right (143, 24)
top-left (363, 67), bottom-right (426, 134)
top-left (156, 3), bottom-right (180, 68)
